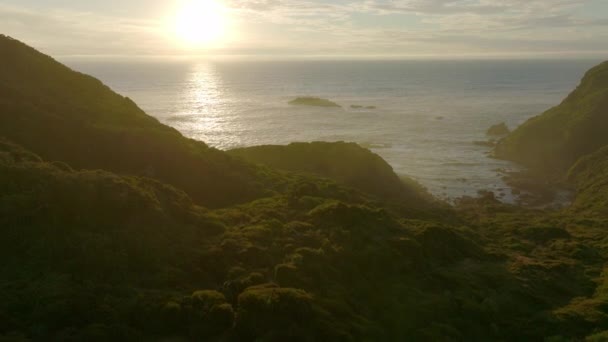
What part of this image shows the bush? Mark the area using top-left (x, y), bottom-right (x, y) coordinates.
top-left (235, 287), bottom-right (316, 340)
top-left (185, 291), bottom-right (234, 339)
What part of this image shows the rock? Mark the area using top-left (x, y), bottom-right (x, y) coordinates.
top-left (289, 97), bottom-right (341, 107)
top-left (486, 122), bottom-right (510, 136)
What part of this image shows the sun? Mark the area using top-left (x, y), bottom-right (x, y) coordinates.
top-left (173, 0), bottom-right (227, 47)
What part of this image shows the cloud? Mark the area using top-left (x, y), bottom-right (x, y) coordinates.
top-left (222, 0), bottom-right (608, 56)
top-left (358, 0), bottom-right (583, 15)
top-left (0, 0), bottom-right (606, 57)
top-left (0, 4), bottom-right (168, 55)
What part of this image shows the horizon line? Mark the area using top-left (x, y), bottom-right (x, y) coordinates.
top-left (56, 51), bottom-right (608, 62)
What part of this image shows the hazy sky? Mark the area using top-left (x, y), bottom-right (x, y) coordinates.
top-left (1, 0), bottom-right (607, 58)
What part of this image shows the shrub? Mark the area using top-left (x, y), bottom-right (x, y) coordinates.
top-left (235, 287), bottom-right (316, 340)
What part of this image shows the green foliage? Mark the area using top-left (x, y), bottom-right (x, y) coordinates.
top-left (235, 286), bottom-right (320, 340)
top-left (4, 141), bottom-right (574, 341)
top-left (587, 330), bottom-right (608, 341)
top-left (184, 290), bottom-right (234, 338)
top-left (567, 146), bottom-right (608, 216)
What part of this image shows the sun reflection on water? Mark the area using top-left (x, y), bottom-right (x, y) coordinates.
top-left (170, 63), bottom-right (243, 148)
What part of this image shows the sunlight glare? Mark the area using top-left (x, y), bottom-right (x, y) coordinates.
top-left (174, 0), bottom-right (227, 47)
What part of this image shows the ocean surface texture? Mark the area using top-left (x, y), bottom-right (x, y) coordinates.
top-left (64, 58), bottom-right (600, 201)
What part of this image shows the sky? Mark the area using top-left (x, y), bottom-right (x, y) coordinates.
top-left (1, 0), bottom-right (607, 58)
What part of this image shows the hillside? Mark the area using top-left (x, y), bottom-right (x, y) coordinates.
top-left (0, 35), bottom-right (269, 208)
top-left (5, 137), bottom-right (606, 341)
top-left (3, 36), bottom-right (608, 341)
top-left (229, 142), bottom-right (432, 203)
top-left (495, 60), bottom-right (608, 174)
top-left (567, 145), bottom-right (608, 216)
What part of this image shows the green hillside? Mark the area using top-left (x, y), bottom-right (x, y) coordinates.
top-left (567, 145), bottom-right (608, 216)
top-left (4, 137), bottom-right (605, 341)
top-left (229, 142), bottom-right (432, 203)
top-left (0, 35), bottom-right (271, 208)
top-left (495, 61), bottom-right (608, 174)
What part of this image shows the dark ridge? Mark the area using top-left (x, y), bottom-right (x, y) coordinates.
top-left (229, 141), bottom-right (433, 204)
top-left (0, 35), bottom-right (270, 208)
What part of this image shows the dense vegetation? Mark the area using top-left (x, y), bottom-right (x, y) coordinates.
top-left (568, 146), bottom-right (608, 216)
top-left (2, 35), bottom-right (608, 340)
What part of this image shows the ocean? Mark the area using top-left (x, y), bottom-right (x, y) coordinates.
top-left (61, 58), bottom-right (601, 201)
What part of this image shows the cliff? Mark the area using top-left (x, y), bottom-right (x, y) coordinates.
top-left (495, 61), bottom-right (608, 174)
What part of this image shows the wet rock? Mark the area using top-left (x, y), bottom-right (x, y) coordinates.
top-left (486, 122), bottom-right (510, 136)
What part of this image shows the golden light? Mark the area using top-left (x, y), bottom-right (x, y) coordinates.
top-left (173, 0), bottom-right (227, 47)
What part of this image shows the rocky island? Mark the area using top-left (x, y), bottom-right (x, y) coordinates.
top-left (288, 96), bottom-right (341, 107)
